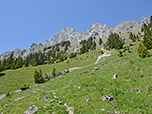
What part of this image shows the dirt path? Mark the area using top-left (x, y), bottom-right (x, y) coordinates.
top-left (95, 51), bottom-right (111, 64)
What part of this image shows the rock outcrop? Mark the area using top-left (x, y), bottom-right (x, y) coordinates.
top-left (24, 105), bottom-right (39, 114)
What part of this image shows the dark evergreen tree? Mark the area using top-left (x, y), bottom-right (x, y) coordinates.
top-left (92, 41), bottom-right (96, 50)
top-left (32, 58), bottom-right (37, 66)
top-left (142, 16), bottom-right (152, 49)
top-left (106, 33), bottom-right (123, 50)
top-left (99, 38), bottom-right (103, 45)
top-left (138, 43), bottom-right (150, 58)
top-left (69, 53), bottom-right (77, 59)
top-left (0, 60), bottom-right (3, 72)
top-left (34, 69), bottom-right (44, 83)
top-left (52, 67), bottom-right (56, 79)
top-left (15, 57), bottom-right (23, 69)
top-left (5, 52), bottom-right (15, 70)
top-left (129, 32), bottom-right (136, 42)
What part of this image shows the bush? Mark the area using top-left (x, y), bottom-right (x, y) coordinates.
top-left (118, 51), bottom-right (123, 57)
top-left (34, 69), bottom-right (44, 83)
top-left (6, 91), bottom-right (11, 97)
top-left (69, 53), bottom-right (77, 59)
top-left (20, 84), bottom-right (29, 90)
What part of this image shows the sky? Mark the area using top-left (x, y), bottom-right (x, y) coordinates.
top-left (0, 0), bottom-right (151, 53)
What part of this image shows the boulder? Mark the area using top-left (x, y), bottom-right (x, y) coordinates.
top-left (15, 89), bottom-right (22, 93)
top-left (0, 94), bottom-right (6, 100)
top-left (100, 95), bottom-right (114, 102)
top-left (24, 105), bottom-right (38, 114)
top-left (113, 74), bottom-right (118, 79)
top-left (42, 96), bottom-right (50, 101)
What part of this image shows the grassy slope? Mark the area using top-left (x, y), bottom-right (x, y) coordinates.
top-left (1, 42), bottom-right (152, 113)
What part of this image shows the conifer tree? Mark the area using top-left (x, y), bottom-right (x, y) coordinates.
top-left (0, 60), bottom-right (3, 72)
top-left (34, 69), bottom-right (44, 83)
top-left (99, 38), bottom-right (103, 45)
top-left (52, 67), bottom-right (56, 79)
top-left (15, 57), bottom-right (23, 69)
top-left (32, 58), bottom-right (37, 66)
top-left (138, 43), bottom-right (150, 58)
top-left (5, 52), bottom-right (15, 69)
top-left (106, 33), bottom-right (123, 50)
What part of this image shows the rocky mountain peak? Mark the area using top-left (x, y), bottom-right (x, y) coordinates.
top-left (140, 17), bottom-right (150, 26)
top-left (113, 20), bottom-right (140, 33)
top-left (43, 27), bottom-right (86, 47)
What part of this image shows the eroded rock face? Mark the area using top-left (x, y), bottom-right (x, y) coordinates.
top-left (88, 23), bottom-right (112, 38)
top-left (141, 17), bottom-right (150, 26)
top-left (43, 27), bottom-right (87, 47)
top-left (113, 21), bottom-right (140, 33)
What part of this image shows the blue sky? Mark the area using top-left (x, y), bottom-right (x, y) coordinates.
top-left (0, 0), bottom-right (151, 53)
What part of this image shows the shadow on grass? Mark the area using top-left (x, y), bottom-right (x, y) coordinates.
top-left (0, 73), bottom-right (5, 77)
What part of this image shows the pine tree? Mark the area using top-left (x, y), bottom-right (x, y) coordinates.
top-left (142, 16), bottom-right (152, 49)
top-left (129, 32), bottom-right (136, 42)
top-left (138, 43), bottom-right (150, 58)
top-left (15, 57), bottom-right (23, 69)
top-left (52, 67), bottom-right (56, 79)
top-left (0, 60), bottom-right (3, 72)
top-left (5, 52), bottom-right (15, 70)
top-left (99, 38), bottom-right (103, 45)
top-left (92, 41), bottom-right (96, 50)
top-left (32, 58), bottom-right (37, 66)
top-left (106, 33), bottom-right (123, 50)
top-left (34, 69), bottom-right (44, 83)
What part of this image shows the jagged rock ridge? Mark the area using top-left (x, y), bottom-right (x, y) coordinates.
top-left (0, 17), bottom-right (149, 60)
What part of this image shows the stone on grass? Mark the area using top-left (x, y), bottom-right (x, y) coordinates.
top-left (86, 98), bottom-right (89, 102)
top-left (15, 96), bottom-right (25, 101)
top-left (58, 101), bottom-right (64, 105)
top-left (0, 94), bottom-right (6, 100)
top-left (24, 105), bottom-right (38, 114)
top-left (4, 104), bottom-right (8, 108)
top-left (15, 89), bottom-right (22, 93)
top-left (100, 108), bottom-right (105, 111)
top-left (42, 96), bottom-right (50, 101)
top-left (112, 74), bottom-right (118, 79)
top-left (100, 95), bottom-right (114, 102)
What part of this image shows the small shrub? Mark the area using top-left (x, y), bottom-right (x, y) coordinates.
top-left (34, 69), bottom-right (44, 83)
top-left (20, 84), bottom-right (29, 90)
top-left (118, 51), bottom-right (123, 57)
top-left (130, 60), bottom-right (134, 64)
top-left (140, 74), bottom-right (145, 78)
top-left (44, 73), bottom-right (50, 80)
top-left (6, 91), bottom-right (11, 97)
top-left (52, 68), bottom-right (56, 79)
top-left (66, 60), bottom-right (69, 63)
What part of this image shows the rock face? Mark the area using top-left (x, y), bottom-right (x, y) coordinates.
top-left (43, 28), bottom-right (87, 47)
top-left (113, 21), bottom-right (140, 33)
top-left (141, 17), bottom-right (150, 26)
top-left (0, 17), bottom-right (150, 60)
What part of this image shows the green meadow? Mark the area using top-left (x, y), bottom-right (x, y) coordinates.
top-left (1, 42), bottom-right (152, 113)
